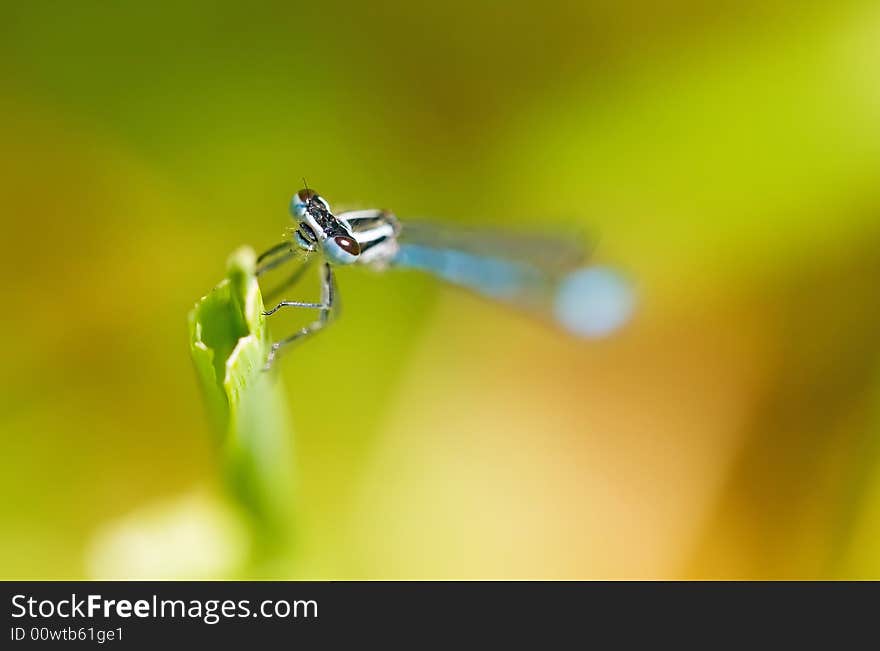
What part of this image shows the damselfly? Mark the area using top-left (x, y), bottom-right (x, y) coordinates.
top-left (257, 187), bottom-right (634, 368)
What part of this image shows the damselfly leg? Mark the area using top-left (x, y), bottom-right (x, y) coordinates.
top-left (256, 240), bottom-right (297, 276)
top-left (263, 256), bottom-right (316, 303)
top-left (263, 261), bottom-right (337, 370)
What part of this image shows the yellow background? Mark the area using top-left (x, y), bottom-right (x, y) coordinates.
top-left (2, 1), bottom-right (880, 578)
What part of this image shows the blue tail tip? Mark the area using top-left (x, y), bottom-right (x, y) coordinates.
top-left (554, 267), bottom-right (636, 338)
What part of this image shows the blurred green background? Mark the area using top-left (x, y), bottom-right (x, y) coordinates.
top-left (2, 0), bottom-right (880, 579)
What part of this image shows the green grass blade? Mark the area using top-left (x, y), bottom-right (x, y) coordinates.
top-left (188, 247), bottom-right (295, 558)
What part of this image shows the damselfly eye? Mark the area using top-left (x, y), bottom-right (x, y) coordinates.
top-left (291, 188), bottom-right (323, 219)
top-left (297, 188), bottom-right (317, 203)
top-left (334, 235), bottom-right (360, 256)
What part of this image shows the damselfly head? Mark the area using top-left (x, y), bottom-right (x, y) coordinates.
top-left (290, 187), bottom-right (361, 264)
top-left (290, 188), bottom-right (324, 219)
